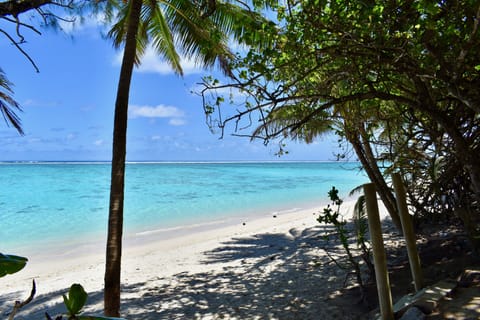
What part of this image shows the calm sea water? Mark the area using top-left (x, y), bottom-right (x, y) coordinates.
top-left (0, 162), bottom-right (367, 253)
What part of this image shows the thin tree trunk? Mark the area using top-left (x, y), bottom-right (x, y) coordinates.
top-left (104, 0), bottom-right (143, 316)
top-left (412, 78), bottom-right (480, 251)
top-left (357, 124), bottom-right (403, 231)
top-left (466, 162), bottom-right (480, 201)
top-left (347, 129), bottom-right (403, 233)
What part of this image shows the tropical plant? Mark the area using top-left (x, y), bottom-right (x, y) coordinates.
top-left (45, 284), bottom-right (125, 320)
top-left (1, 253), bottom-right (123, 320)
top-left (0, 253), bottom-right (28, 277)
top-left (1, 253), bottom-right (34, 320)
top-left (316, 187), bottom-right (373, 300)
top-left (101, 0), bottom-right (277, 316)
top-left (0, 69), bottom-right (23, 134)
top-left (199, 0), bottom-right (480, 248)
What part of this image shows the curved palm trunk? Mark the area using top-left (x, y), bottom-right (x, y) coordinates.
top-left (357, 124), bottom-right (402, 231)
top-left (104, 0), bottom-right (143, 316)
top-left (345, 122), bottom-right (403, 233)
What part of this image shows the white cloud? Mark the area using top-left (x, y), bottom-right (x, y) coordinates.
top-left (23, 99), bottom-right (35, 106)
top-left (22, 99), bottom-right (60, 108)
top-left (28, 138), bottom-right (42, 143)
top-left (130, 105), bottom-right (184, 118)
top-left (114, 45), bottom-right (203, 75)
top-left (130, 104), bottom-right (186, 126)
top-left (169, 118), bottom-right (186, 126)
top-left (94, 139), bottom-right (104, 146)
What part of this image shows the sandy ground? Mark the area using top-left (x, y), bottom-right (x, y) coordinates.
top-left (1, 199), bottom-right (390, 319)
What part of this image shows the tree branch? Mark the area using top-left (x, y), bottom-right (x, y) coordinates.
top-left (0, 29), bottom-right (40, 72)
top-left (0, 0), bottom-right (54, 17)
top-left (8, 280), bottom-right (36, 320)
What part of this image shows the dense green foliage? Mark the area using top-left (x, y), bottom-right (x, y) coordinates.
top-left (102, 0), bottom-right (277, 75)
top-left (201, 0), bottom-right (480, 248)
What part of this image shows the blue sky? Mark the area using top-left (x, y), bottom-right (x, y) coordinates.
top-left (1, 14), bottom-right (338, 161)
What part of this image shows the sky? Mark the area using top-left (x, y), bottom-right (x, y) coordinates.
top-left (0, 10), bottom-right (338, 162)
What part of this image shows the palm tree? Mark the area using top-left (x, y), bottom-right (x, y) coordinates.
top-left (103, 0), bottom-right (275, 316)
top-left (0, 68), bottom-right (23, 135)
top-left (251, 99), bottom-right (404, 232)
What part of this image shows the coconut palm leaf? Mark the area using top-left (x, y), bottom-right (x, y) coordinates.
top-left (106, 0), bottom-right (277, 76)
top-left (0, 69), bottom-right (23, 135)
top-left (349, 184), bottom-right (364, 197)
top-left (353, 194), bottom-right (369, 246)
top-left (102, 1), bottom-right (280, 316)
top-left (253, 103), bottom-right (334, 143)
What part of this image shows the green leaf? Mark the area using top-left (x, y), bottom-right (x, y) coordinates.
top-left (0, 253), bottom-right (28, 277)
top-left (64, 284), bottom-right (88, 316)
top-left (475, 65), bottom-right (480, 71)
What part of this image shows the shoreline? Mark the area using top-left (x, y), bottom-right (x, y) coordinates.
top-left (1, 201), bottom-right (331, 293)
top-left (1, 198), bottom-right (385, 319)
top-left (2, 161), bottom-right (368, 259)
top-left (4, 197), bottom-right (328, 260)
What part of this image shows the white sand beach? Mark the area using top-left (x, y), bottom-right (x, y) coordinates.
top-left (1, 200), bottom-right (390, 319)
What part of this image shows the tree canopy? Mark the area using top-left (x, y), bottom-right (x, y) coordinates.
top-left (200, 0), bottom-right (480, 246)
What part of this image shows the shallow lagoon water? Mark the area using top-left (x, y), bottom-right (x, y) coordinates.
top-left (0, 161), bottom-right (368, 253)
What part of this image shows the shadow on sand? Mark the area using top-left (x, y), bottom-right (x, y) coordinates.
top-left (1, 224), bottom-right (373, 319)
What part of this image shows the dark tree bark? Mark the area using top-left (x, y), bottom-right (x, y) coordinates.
top-left (104, 0), bottom-right (142, 316)
top-left (0, 0), bottom-right (54, 17)
top-left (411, 76), bottom-right (480, 251)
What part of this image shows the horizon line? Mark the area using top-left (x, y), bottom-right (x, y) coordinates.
top-left (0, 159), bottom-right (360, 164)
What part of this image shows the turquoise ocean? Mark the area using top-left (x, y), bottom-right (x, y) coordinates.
top-left (1, 162), bottom-right (368, 254)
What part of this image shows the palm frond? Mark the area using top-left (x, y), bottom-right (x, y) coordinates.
top-left (147, 1), bottom-right (182, 74)
top-left (353, 194), bottom-right (369, 246)
top-left (0, 69), bottom-right (23, 135)
top-left (106, 0), bottom-right (277, 76)
top-left (353, 194), bottom-right (366, 222)
top-left (349, 184), bottom-right (364, 197)
top-left (212, 1), bottom-right (277, 48)
top-left (163, 0), bottom-right (233, 72)
top-left (107, 3), bottom-right (130, 48)
top-left (253, 103), bottom-right (334, 143)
